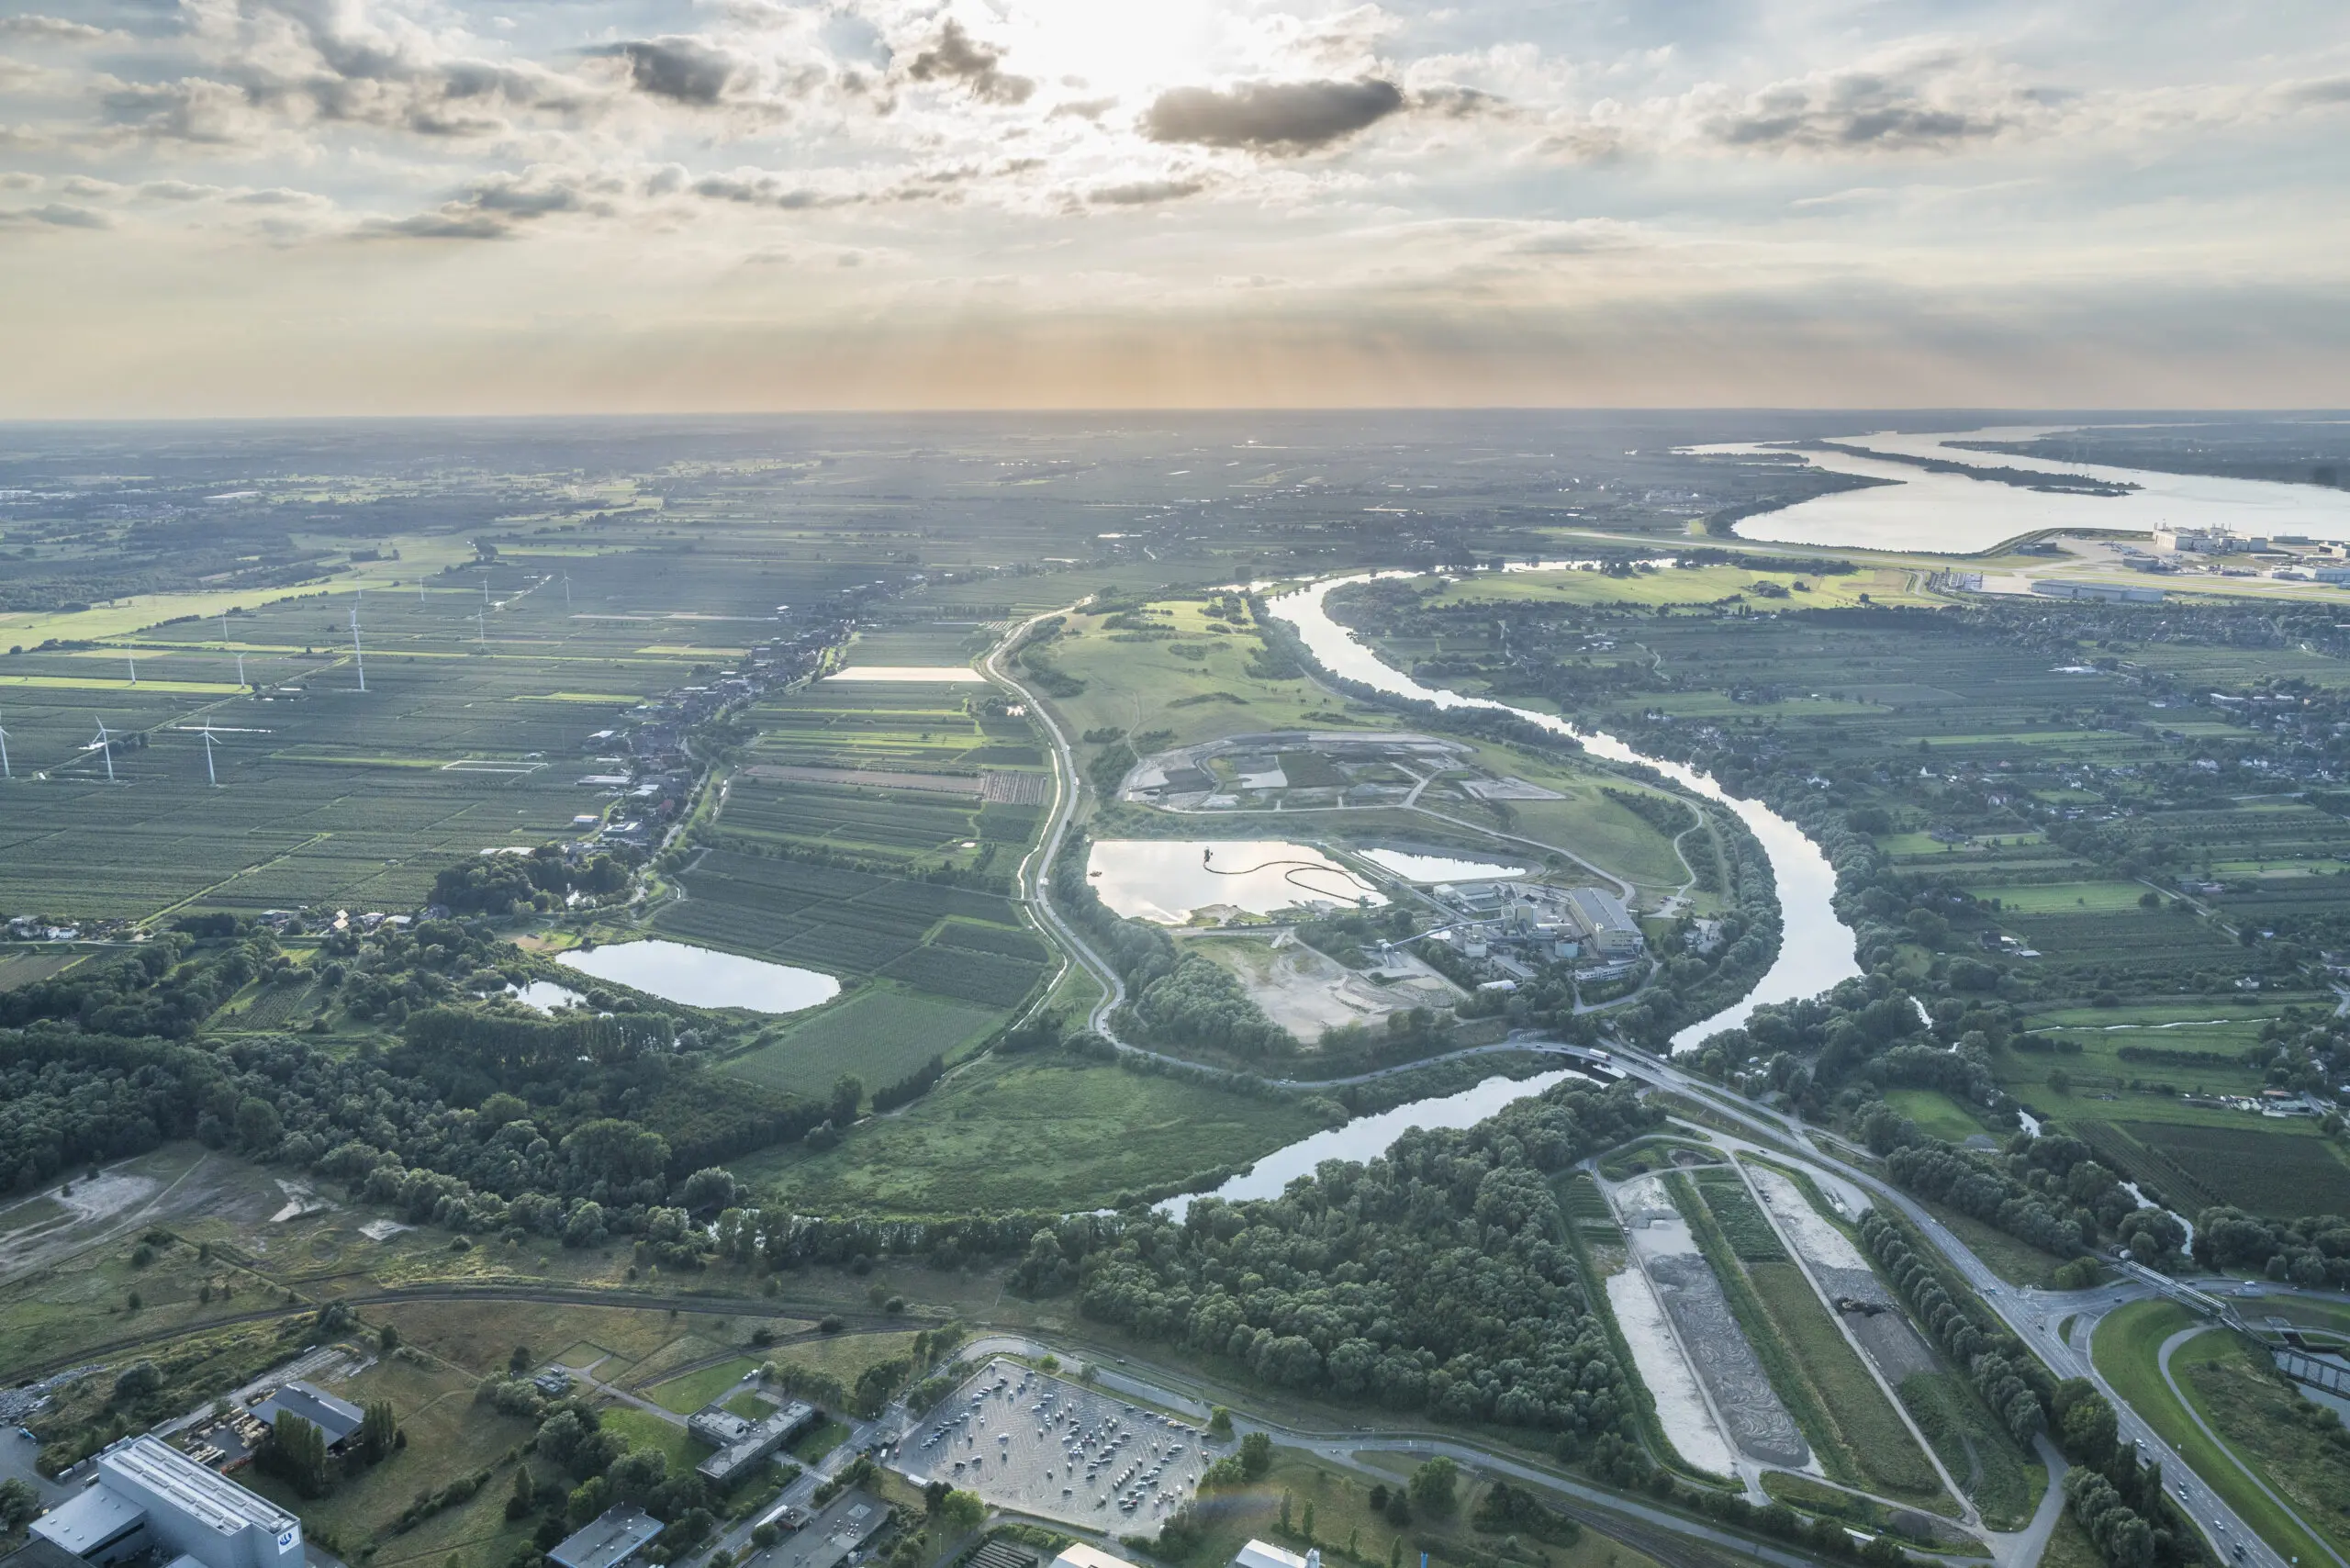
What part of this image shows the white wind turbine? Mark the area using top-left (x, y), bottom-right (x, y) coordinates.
top-left (199, 719), bottom-right (221, 788)
top-left (236, 652), bottom-right (248, 689)
top-left (91, 716), bottom-right (116, 783)
top-left (126, 653), bottom-right (137, 685)
top-left (0, 707), bottom-right (11, 779)
top-left (351, 605), bottom-right (366, 692)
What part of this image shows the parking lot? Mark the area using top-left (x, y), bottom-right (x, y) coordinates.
top-left (898, 1361), bottom-right (1207, 1533)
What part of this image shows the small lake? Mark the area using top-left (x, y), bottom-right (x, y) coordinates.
top-left (1163, 1067), bottom-right (1595, 1216)
top-left (1087, 839), bottom-right (1386, 924)
top-left (1361, 848), bottom-right (1528, 883)
top-left (1691, 426), bottom-right (2350, 554)
top-left (558, 940), bottom-right (840, 1013)
top-left (510, 980), bottom-right (586, 1013)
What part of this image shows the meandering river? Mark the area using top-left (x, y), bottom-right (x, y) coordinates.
top-left (1265, 573), bottom-right (1861, 1053)
top-left (1163, 572), bottom-right (1863, 1211)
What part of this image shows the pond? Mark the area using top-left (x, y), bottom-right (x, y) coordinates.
top-left (557, 939), bottom-right (841, 1014)
top-left (1360, 848), bottom-right (1528, 883)
top-left (1086, 839), bottom-right (1386, 924)
top-left (509, 980), bottom-right (586, 1013)
top-left (1692, 426), bottom-right (2350, 554)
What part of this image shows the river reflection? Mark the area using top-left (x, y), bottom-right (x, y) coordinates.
top-left (1263, 574), bottom-right (1860, 1052)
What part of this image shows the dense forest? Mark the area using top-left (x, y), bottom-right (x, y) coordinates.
top-left (1039, 1080), bottom-right (1661, 1442)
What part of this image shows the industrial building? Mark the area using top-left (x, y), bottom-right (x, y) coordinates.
top-left (1565, 887), bottom-right (1643, 959)
top-left (1233, 1543), bottom-right (1315, 1568)
top-left (30, 1436), bottom-right (304, 1568)
top-left (251, 1384), bottom-right (365, 1452)
top-left (548, 1506), bottom-right (664, 1568)
top-left (689, 1398), bottom-right (817, 1487)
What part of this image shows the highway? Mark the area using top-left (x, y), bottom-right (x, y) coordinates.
top-left (1598, 1043), bottom-right (2307, 1568)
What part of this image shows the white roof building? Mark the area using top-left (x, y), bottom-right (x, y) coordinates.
top-left (34, 1437), bottom-right (302, 1568)
top-left (1234, 1543), bottom-right (1315, 1568)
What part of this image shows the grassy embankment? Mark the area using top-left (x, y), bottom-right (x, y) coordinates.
top-left (2092, 1300), bottom-right (2338, 1568)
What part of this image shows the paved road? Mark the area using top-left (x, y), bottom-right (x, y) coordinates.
top-left (980, 608), bottom-right (1131, 1044)
top-left (2155, 1326), bottom-right (2348, 1568)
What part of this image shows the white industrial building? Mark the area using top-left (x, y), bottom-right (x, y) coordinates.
top-left (32, 1437), bottom-right (303, 1568)
top-left (1233, 1543), bottom-right (1315, 1568)
top-left (1565, 888), bottom-right (1644, 959)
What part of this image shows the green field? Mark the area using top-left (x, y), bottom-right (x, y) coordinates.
top-left (1884, 1088), bottom-right (1992, 1145)
top-left (596, 1404), bottom-right (713, 1476)
top-left (2171, 1329), bottom-right (2350, 1562)
top-left (645, 1355), bottom-right (767, 1414)
top-left (2093, 1300), bottom-right (2338, 1568)
top-left (736, 1055), bottom-right (1326, 1214)
top-left (721, 988), bottom-right (1006, 1097)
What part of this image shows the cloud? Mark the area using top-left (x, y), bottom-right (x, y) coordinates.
top-left (0, 172), bottom-right (39, 190)
top-left (1049, 96), bottom-right (1118, 120)
top-left (904, 20), bottom-right (1032, 106)
top-left (0, 14), bottom-right (118, 42)
top-left (692, 174), bottom-right (844, 207)
top-left (140, 180), bottom-right (225, 201)
top-left (1144, 78), bottom-right (1404, 151)
top-left (1088, 178), bottom-right (1205, 206)
top-left (62, 175), bottom-right (124, 199)
top-left (2284, 76), bottom-right (2350, 106)
top-left (595, 38), bottom-right (742, 106)
top-left (1701, 56), bottom-right (2031, 153)
top-left (0, 202), bottom-right (110, 229)
top-left (360, 167), bottom-right (618, 241)
top-left (1415, 85), bottom-right (1509, 119)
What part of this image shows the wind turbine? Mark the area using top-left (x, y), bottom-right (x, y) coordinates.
top-left (236, 652), bottom-right (247, 689)
top-left (351, 605), bottom-right (366, 692)
top-left (475, 609), bottom-right (487, 644)
top-left (91, 717), bottom-right (116, 783)
top-left (126, 654), bottom-right (137, 686)
top-left (199, 720), bottom-right (220, 788)
top-left (220, 612), bottom-right (229, 642)
top-left (0, 708), bottom-right (11, 779)
top-left (564, 573), bottom-right (571, 606)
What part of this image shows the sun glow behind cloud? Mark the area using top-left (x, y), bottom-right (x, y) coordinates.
top-left (0, 0), bottom-right (2344, 413)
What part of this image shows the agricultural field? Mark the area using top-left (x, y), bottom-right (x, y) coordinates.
top-left (659, 848), bottom-right (1048, 1007)
top-left (720, 987), bottom-right (1007, 1097)
top-left (734, 1054), bottom-right (1326, 1215)
top-left (1882, 1089), bottom-right (1994, 1145)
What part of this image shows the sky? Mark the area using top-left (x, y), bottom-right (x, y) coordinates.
top-left (1, 0), bottom-right (2346, 415)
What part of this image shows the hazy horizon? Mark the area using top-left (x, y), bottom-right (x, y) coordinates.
top-left (3, 0), bottom-right (2346, 416)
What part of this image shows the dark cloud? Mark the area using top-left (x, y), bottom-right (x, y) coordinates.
top-left (596, 38), bottom-right (741, 106)
top-left (2287, 76), bottom-right (2350, 106)
top-left (361, 170), bottom-right (610, 241)
top-left (691, 172), bottom-right (851, 208)
top-left (0, 202), bottom-right (111, 229)
top-left (140, 179), bottom-right (221, 200)
top-left (904, 20), bottom-right (1032, 106)
top-left (1088, 178), bottom-right (1204, 206)
top-left (0, 14), bottom-right (115, 41)
top-left (1049, 95), bottom-right (1118, 120)
top-left (1144, 78), bottom-right (1403, 152)
top-left (1415, 85), bottom-right (1508, 119)
top-left (1708, 72), bottom-right (2013, 151)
